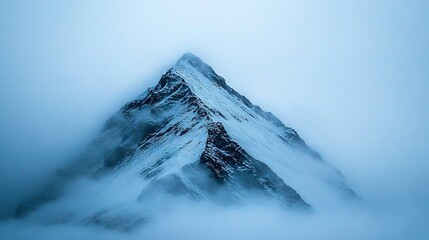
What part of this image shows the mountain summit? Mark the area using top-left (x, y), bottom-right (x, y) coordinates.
top-left (17, 53), bottom-right (356, 230)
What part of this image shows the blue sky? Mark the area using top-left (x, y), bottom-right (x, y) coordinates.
top-left (0, 0), bottom-right (428, 233)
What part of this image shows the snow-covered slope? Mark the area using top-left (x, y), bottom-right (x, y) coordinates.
top-left (18, 53), bottom-right (356, 230)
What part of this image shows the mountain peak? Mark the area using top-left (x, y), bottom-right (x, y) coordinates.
top-left (177, 52), bottom-right (202, 64)
top-left (16, 53), bottom-right (356, 229)
top-left (174, 52), bottom-right (218, 81)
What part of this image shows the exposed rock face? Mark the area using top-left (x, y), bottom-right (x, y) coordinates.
top-left (200, 122), bottom-right (308, 207)
top-left (201, 122), bottom-right (248, 181)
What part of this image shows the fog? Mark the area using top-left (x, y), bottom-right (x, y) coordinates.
top-left (0, 0), bottom-right (428, 239)
top-left (0, 202), bottom-right (427, 240)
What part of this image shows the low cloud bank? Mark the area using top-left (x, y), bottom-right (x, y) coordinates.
top-left (1, 194), bottom-right (427, 240)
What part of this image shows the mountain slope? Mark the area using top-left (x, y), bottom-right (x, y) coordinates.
top-left (18, 53), bottom-right (355, 229)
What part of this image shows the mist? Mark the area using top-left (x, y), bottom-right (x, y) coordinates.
top-left (1, 0), bottom-right (428, 239)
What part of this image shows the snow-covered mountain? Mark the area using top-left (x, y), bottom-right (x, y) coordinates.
top-left (17, 53), bottom-right (356, 230)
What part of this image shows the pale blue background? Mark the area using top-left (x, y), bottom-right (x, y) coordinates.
top-left (0, 0), bottom-right (428, 233)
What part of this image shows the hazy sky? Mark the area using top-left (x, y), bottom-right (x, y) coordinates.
top-left (0, 0), bottom-right (428, 228)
